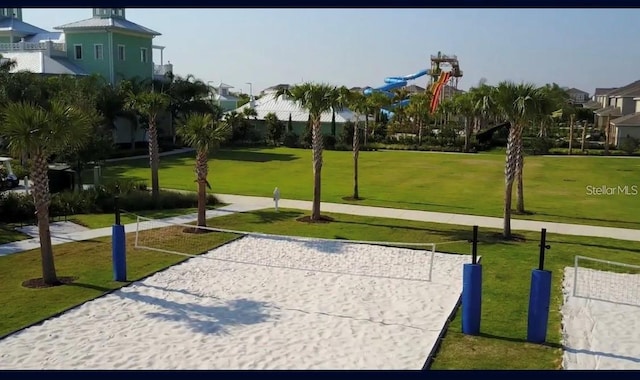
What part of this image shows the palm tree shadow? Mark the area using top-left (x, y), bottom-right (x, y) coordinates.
top-left (564, 347), bottom-right (640, 364)
top-left (214, 150), bottom-right (299, 163)
top-left (531, 212), bottom-right (640, 229)
top-left (478, 332), bottom-right (562, 349)
top-left (114, 288), bottom-right (274, 335)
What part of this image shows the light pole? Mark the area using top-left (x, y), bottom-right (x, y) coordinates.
top-left (207, 81), bottom-right (215, 103)
top-left (245, 82), bottom-right (253, 101)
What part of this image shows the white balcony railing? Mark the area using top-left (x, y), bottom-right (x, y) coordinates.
top-left (153, 63), bottom-right (173, 77)
top-left (0, 41), bottom-right (66, 55)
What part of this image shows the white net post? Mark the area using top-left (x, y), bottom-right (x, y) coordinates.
top-left (428, 243), bottom-right (436, 282)
top-left (573, 255), bottom-right (579, 297)
top-left (135, 216), bottom-right (141, 248)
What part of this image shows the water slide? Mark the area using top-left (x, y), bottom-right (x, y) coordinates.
top-left (363, 69), bottom-right (431, 117)
top-left (429, 71), bottom-right (452, 113)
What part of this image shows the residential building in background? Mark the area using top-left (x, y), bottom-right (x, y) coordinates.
top-left (0, 8), bottom-right (172, 84)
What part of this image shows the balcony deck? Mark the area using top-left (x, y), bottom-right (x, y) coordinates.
top-left (0, 41), bottom-right (67, 56)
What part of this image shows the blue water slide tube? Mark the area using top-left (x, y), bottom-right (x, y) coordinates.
top-left (364, 69), bottom-right (430, 117)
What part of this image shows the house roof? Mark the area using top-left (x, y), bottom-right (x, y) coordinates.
top-left (594, 87), bottom-right (617, 96)
top-left (566, 87), bottom-right (589, 95)
top-left (583, 100), bottom-right (602, 110)
top-left (605, 80), bottom-right (640, 97)
top-left (54, 17), bottom-right (160, 36)
top-left (611, 112), bottom-right (640, 127)
top-left (0, 17), bottom-right (48, 35)
top-left (261, 84), bottom-right (290, 93)
top-left (594, 105), bottom-right (622, 117)
top-left (405, 84), bottom-right (426, 93)
top-left (232, 92), bottom-right (356, 123)
top-left (23, 32), bottom-right (64, 43)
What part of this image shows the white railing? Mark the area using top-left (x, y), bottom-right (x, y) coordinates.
top-left (153, 63), bottom-right (173, 76)
top-left (0, 41), bottom-right (66, 54)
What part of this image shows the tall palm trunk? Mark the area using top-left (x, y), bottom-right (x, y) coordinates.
top-left (581, 120), bottom-right (587, 152)
top-left (311, 117), bottom-right (323, 220)
top-left (364, 114), bottom-right (369, 146)
top-left (604, 115), bottom-right (610, 156)
top-left (353, 117), bottom-right (360, 200)
top-left (147, 117), bottom-right (160, 204)
top-left (515, 124), bottom-right (525, 214)
top-left (503, 122), bottom-right (518, 238)
top-left (463, 116), bottom-right (471, 153)
top-left (568, 114), bottom-right (575, 155)
top-left (32, 152), bottom-right (58, 284)
top-left (195, 150), bottom-right (208, 227)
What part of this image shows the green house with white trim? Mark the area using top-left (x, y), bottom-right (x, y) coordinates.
top-left (0, 7), bottom-right (172, 84)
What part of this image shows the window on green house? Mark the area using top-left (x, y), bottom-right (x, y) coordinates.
top-left (94, 44), bottom-right (103, 60)
top-left (140, 48), bottom-right (148, 63)
top-left (118, 45), bottom-right (125, 61)
top-left (74, 44), bottom-right (83, 60)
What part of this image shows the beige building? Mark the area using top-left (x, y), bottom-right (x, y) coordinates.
top-left (592, 80), bottom-right (640, 148)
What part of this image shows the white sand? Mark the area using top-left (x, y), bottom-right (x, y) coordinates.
top-left (561, 267), bottom-right (640, 370)
top-left (0, 236), bottom-right (469, 370)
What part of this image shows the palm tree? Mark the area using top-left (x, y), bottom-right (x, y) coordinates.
top-left (176, 109), bottom-right (229, 228)
top-left (493, 81), bottom-right (541, 238)
top-left (125, 91), bottom-right (170, 204)
top-left (0, 101), bottom-right (91, 284)
top-left (348, 90), bottom-right (369, 200)
top-left (275, 83), bottom-right (343, 221)
top-left (406, 92), bottom-right (431, 145)
top-left (452, 93), bottom-right (475, 152)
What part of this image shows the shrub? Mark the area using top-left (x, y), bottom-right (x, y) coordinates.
top-left (526, 137), bottom-right (555, 155)
top-left (619, 137), bottom-right (639, 155)
top-left (0, 178), bottom-right (219, 224)
top-left (323, 135), bottom-right (337, 151)
top-left (282, 131), bottom-right (299, 148)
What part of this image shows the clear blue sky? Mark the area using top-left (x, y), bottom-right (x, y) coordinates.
top-left (21, 8), bottom-right (640, 95)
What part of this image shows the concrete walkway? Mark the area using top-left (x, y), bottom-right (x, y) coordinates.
top-left (2, 192), bottom-right (639, 257)
top-left (0, 202), bottom-right (264, 257)
top-left (211, 193), bottom-right (640, 242)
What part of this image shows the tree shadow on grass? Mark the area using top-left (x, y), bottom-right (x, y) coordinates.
top-left (478, 332), bottom-right (562, 349)
top-left (545, 239), bottom-right (640, 255)
top-left (213, 150), bottom-right (299, 163)
top-left (334, 219), bottom-right (522, 248)
top-left (531, 212), bottom-right (640, 229)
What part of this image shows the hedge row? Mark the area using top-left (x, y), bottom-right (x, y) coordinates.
top-left (0, 180), bottom-right (218, 224)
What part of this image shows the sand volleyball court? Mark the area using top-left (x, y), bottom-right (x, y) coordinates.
top-left (561, 267), bottom-right (640, 370)
top-left (0, 236), bottom-right (469, 369)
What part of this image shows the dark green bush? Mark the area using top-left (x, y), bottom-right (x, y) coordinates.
top-left (0, 178), bottom-right (219, 224)
top-left (619, 137), bottom-right (639, 155)
top-left (323, 135), bottom-right (337, 150)
top-left (282, 131), bottom-right (299, 148)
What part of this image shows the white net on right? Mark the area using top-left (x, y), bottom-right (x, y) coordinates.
top-left (132, 215), bottom-right (466, 282)
top-left (573, 255), bottom-right (640, 306)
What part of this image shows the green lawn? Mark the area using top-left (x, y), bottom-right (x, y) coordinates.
top-left (93, 147), bottom-right (640, 229)
top-left (69, 206), bottom-right (224, 229)
top-left (0, 224), bottom-right (30, 245)
top-left (3, 208), bottom-right (640, 369)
